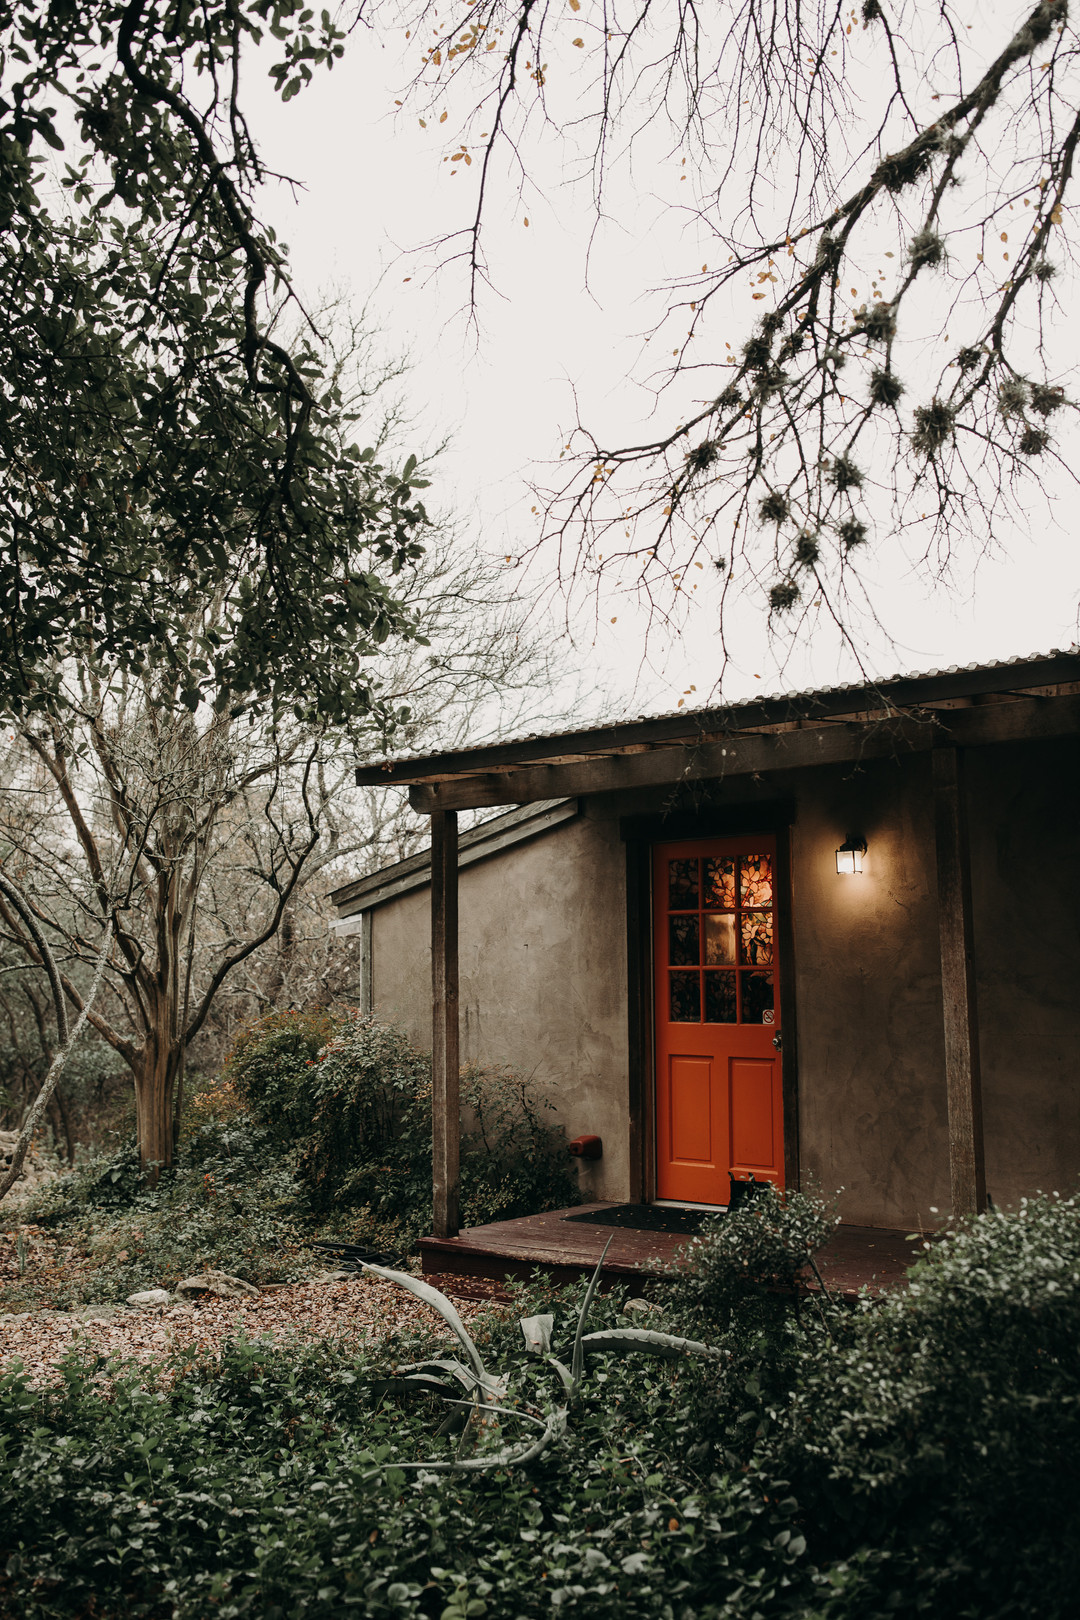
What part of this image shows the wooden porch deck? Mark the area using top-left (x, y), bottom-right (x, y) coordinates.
top-left (419, 1202), bottom-right (919, 1300)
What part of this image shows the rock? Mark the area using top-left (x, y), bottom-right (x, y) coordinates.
top-left (126, 1289), bottom-right (172, 1308)
top-left (175, 1269), bottom-right (258, 1300)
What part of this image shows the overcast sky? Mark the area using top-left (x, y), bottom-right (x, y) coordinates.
top-left (242, 10), bottom-right (1079, 716)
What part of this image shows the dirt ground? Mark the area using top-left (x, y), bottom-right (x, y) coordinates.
top-left (0, 1270), bottom-right (495, 1387)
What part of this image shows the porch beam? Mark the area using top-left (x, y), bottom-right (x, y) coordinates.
top-left (932, 746), bottom-right (986, 1217)
top-left (407, 693), bottom-right (1080, 812)
top-left (430, 809), bottom-right (460, 1239)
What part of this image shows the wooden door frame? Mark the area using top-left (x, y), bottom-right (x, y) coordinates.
top-left (622, 801), bottom-right (800, 1202)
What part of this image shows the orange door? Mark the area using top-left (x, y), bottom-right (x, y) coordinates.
top-left (653, 837), bottom-right (784, 1204)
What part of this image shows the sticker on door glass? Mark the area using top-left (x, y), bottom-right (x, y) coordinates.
top-left (740, 910), bottom-right (773, 966)
top-left (703, 857), bottom-right (735, 910)
top-left (669, 971), bottom-right (701, 1023)
top-left (668, 859), bottom-right (699, 911)
top-left (739, 854), bottom-right (773, 909)
top-left (741, 971), bottom-right (774, 1023)
top-left (669, 914), bottom-right (699, 966)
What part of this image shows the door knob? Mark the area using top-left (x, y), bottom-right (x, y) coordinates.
top-left (772, 1032), bottom-right (783, 1051)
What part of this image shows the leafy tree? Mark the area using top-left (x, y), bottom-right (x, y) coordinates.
top-left (0, 2), bottom-right (429, 720)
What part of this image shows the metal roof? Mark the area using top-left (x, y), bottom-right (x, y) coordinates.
top-left (355, 647), bottom-right (1080, 789)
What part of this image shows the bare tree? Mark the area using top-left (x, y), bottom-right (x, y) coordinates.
top-left (0, 515), bottom-right (582, 1175)
top-left (369, 0), bottom-right (1078, 663)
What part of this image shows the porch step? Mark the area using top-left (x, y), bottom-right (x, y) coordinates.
top-left (419, 1203), bottom-right (919, 1298)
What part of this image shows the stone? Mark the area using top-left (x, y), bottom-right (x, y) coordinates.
top-left (126, 1289), bottom-right (172, 1308)
top-left (175, 1269), bottom-right (259, 1300)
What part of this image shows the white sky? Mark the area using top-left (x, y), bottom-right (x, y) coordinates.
top-left (242, 11), bottom-right (1080, 717)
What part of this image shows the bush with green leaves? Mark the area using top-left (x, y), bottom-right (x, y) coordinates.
top-left (225, 1009), bottom-right (337, 1151)
top-left (3, 1193), bottom-right (1079, 1616)
top-left (0, 1280), bottom-right (811, 1620)
top-left (5, 1011), bottom-right (580, 1306)
top-left (234, 1010), bottom-right (580, 1244)
top-left (661, 1183), bottom-right (839, 1335)
top-left (767, 1192), bottom-right (1080, 1619)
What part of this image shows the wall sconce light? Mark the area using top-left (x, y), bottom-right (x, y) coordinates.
top-left (835, 835), bottom-right (867, 876)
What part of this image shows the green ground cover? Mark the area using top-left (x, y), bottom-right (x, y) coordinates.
top-left (3, 1016), bottom-right (1077, 1617)
top-left (2, 1188), bottom-right (1078, 1619)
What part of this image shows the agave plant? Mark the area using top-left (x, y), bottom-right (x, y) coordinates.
top-left (361, 1239), bottom-right (723, 1473)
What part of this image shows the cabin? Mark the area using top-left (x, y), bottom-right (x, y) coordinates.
top-left (329, 650), bottom-right (1080, 1289)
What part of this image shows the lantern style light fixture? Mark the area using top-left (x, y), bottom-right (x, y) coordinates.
top-left (835, 835), bottom-right (867, 876)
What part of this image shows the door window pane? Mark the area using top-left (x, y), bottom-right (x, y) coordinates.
top-left (740, 910), bottom-right (773, 966)
top-left (668, 858), bottom-right (699, 910)
top-left (741, 970), bottom-right (775, 1024)
top-left (704, 912), bottom-right (736, 965)
top-left (670, 971), bottom-right (701, 1022)
top-left (704, 971), bottom-right (737, 1023)
top-left (739, 854), bottom-right (773, 909)
top-left (669, 914), bottom-right (700, 966)
top-left (703, 856), bottom-right (736, 910)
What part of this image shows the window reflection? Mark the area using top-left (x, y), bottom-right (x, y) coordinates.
top-left (704, 913), bottom-right (736, 965)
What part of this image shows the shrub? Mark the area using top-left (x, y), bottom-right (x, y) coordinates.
top-left (297, 1014), bottom-right (433, 1226)
top-left (226, 1007), bottom-right (336, 1148)
top-left (295, 1014), bottom-right (580, 1241)
top-left (772, 1192), bottom-right (1080, 1618)
top-left (0, 1295), bottom-right (812, 1620)
top-left (662, 1183), bottom-right (839, 1335)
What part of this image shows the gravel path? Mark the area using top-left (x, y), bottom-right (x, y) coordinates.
top-left (0, 1272), bottom-right (492, 1387)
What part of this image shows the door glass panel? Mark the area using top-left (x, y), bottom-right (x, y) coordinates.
top-left (669, 971), bottom-right (701, 1022)
top-left (704, 912), bottom-right (736, 964)
top-left (668, 858), bottom-right (699, 911)
top-left (703, 856), bottom-right (736, 910)
top-left (669, 914), bottom-right (699, 966)
top-left (704, 971), bottom-right (737, 1023)
top-left (741, 970), bottom-right (775, 1024)
top-left (740, 910), bottom-right (773, 966)
top-left (739, 854), bottom-right (773, 909)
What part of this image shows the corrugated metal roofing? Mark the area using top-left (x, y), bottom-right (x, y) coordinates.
top-left (355, 646), bottom-right (1080, 784)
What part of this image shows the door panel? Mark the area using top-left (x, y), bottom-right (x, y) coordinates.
top-left (653, 836), bottom-right (784, 1204)
top-left (669, 1055), bottom-right (714, 1161)
top-left (729, 1059), bottom-right (776, 1170)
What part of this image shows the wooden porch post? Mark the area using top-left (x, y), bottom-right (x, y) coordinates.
top-left (430, 809), bottom-right (460, 1238)
top-left (931, 745), bottom-right (986, 1217)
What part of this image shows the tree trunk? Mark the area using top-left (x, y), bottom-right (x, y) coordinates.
top-left (134, 1040), bottom-right (181, 1179)
top-left (47, 1087), bottom-right (75, 1165)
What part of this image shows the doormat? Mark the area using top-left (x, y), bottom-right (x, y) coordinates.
top-left (562, 1203), bottom-right (712, 1235)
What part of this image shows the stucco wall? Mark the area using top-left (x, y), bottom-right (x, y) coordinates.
top-left (786, 753), bottom-right (951, 1228)
top-left (967, 737), bottom-right (1080, 1206)
top-left (371, 814), bottom-right (631, 1201)
top-left (364, 734), bottom-right (1079, 1230)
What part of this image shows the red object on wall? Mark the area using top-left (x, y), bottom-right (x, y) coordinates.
top-left (568, 1135), bottom-right (603, 1159)
top-left (653, 836), bottom-right (784, 1205)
